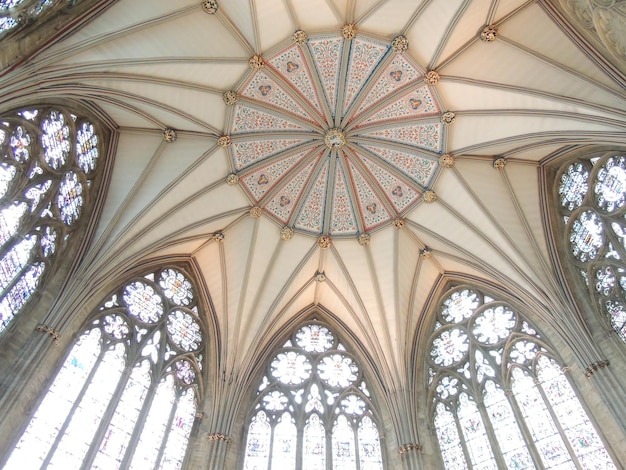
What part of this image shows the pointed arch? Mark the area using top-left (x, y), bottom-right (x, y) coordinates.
top-left (419, 282), bottom-right (618, 469)
top-left (241, 312), bottom-right (387, 470)
top-left (0, 101), bottom-right (114, 335)
top-left (1, 262), bottom-right (210, 470)
top-left (542, 145), bottom-right (626, 345)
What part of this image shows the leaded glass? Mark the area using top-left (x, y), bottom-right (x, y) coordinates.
top-left (318, 353), bottom-right (359, 388)
top-left (429, 286), bottom-right (616, 470)
top-left (559, 162), bottom-right (588, 210)
top-left (243, 322), bottom-right (384, 469)
top-left (303, 414), bottom-right (326, 470)
top-left (332, 415), bottom-right (357, 469)
top-left (0, 106), bottom-right (103, 334)
top-left (0, 0), bottom-right (56, 35)
top-left (272, 413), bottom-right (297, 468)
top-left (167, 309), bottom-right (202, 351)
top-left (431, 328), bottom-right (469, 366)
top-left (434, 403), bottom-right (467, 470)
top-left (556, 153), bottom-right (626, 342)
top-left (3, 266), bottom-right (204, 470)
top-left (244, 412), bottom-right (271, 470)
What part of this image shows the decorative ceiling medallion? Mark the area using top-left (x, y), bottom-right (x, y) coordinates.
top-left (423, 190), bottom-right (437, 203)
top-left (441, 112), bottom-right (456, 125)
top-left (318, 235), bottom-right (332, 248)
top-left (226, 173), bottom-right (239, 185)
top-left (163, 128), bottom-right (177, 143)
top-left (493, 157), bottom-right (507, 169)
top-left (391, 35), bottom-right (409, 53)
top-left (227, 32), bottom-right (446, 238)
top-left (249, 55), bottom-right (265, 69)
top-left (341, 24), bottom-right (357, 39)
top-left (217, 135), bottom-right (231, 147)
top-left (324, 128), bottom-right (346, 149)
top-left (280, 226), bottom-right (294, 240)
top-left (440, 154), bottom-right (455, 168)
top-left (293, 30), bottom-right (307, 45)
top-left (480, 25), bottom-right (497, 42)
top-left (425, 70), bottom-right (440, 85)
top-left (202, 0), bottom-right (218, 14)
top-left (250, 206), bottom-right (262, 218)
top-left (223, 91), bottom-right (238, 106)
top-left (358, 233), bottom-right (371, 246)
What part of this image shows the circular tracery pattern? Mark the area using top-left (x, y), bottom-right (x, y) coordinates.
top-left (556, 152), bottom-right (626, 342)
top-left (0, 106), bottom-right (102, 333)
top-left (229, 32), bottom-right (444, 237)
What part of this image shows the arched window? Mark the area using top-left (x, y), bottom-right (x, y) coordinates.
top-left (2, 266), bottom-right (205, 470)
top-left (243, 322), bottom-right (384, 470)
top-left (1, 0), bottom-right (58, 36)
top-left (0, 105), bottom-right (105, 334)
top-left (428, 286), bottom-right (616, 469)
top-left (555, 151), bottom-right (626, 342)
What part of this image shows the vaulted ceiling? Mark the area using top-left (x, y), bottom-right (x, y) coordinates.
top-left (4, 0), bottom-right (625, 384)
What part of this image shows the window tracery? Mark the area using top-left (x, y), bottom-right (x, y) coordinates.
top-left (2, 266), bottom-right (205, 470)
top-left (0, 105), bottom-right (104, 334)
top-left (428, 286), bottom-right (616, 469)
top-left (555, 151), bottom-right (626, 342)
top-left (0, 0), bottom-right (60, 36)
top-left (243, 322), bottom-right (384, 470)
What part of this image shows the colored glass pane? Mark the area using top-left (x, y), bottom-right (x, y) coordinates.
top-left (559, 162), bottom-right (589, 210)
top-left (557, 153), bottom-right (626, 342)
top-left (4, 267), bottom-right (204, 469)
top-left (430, 328), bottom-right (469, 366)
top-left (332, 415), bottom-right (356, 469)
top-left (0, 107), bottom-right (102, 334)
top-left (167, 310), bottom-right (202, 351)
top-left (272, 413), bottom-right (297, 468)
top-left (244, 412), bottom-right (271, 469)
top-left (430, 286), bottom-right (616, 470)
top-left (243, 322), bottom-right (383, 469)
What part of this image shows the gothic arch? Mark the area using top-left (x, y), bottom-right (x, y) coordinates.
top-left (413, 276), bottom-right (621, 469)
top-left (230, 306), bottom-right (396, 470)
top-left (0, 258), bottom-right (214, 469)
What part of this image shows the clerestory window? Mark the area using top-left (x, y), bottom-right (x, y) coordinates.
top-left (0, 105), bottom-right (105, 334)
top-left (428, 286), bottom-right (616, 469)
top-left (2, 266), bottom-right (205, 470)
top-left (243, 322), bottom-right (384, 470)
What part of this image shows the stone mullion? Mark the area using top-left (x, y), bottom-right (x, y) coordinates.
top-left (325, 424), bottom-right (333, 470)
top-left (79, 362), bottom-right (137, 470)
top-left (353, 419), bottom-right (361, 470)
top-left (118, 376), bottom-right (160, 468)
top-left (476, 397), bottom-right (508, 470)
top-left (266, 418), bottom-right (277, 470)
top-left (533, 374), bottom-right (583, 470)
top-left (504, 383), bottom-right (545, 469)
top-left (150, 391), bottom-right (181, 470)
top-left (40, 343), bottom-right (109, 468)
top-left (450, 401), bottom-right (473, 469)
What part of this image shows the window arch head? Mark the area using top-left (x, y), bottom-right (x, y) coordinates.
top-left (554, 150), bottom-right (626, 343)
top-left (3, 265), bottom-right (206, 470)
top-left (0, 104), bottom-right (109, 333)
top-left (427, 285), bottom-right (616, 469)
top-left (243, 321), bottom-right (384, 470)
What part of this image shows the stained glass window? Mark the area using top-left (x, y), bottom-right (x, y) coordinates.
top-left (3, 266), bottom-right (204, 470)
top-left (428, 286), bottom-right (616, 470)
top-left (0, 106), bottom-right (103, 333)
top-left (556, 152), bottom-right (626, 342)
top-left (243, 322), bottom-right (384, 469)
top-left (1, 0), bottom-right (57, 35)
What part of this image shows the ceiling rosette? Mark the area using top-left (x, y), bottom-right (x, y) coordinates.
top-left (227, 31), bottom-right (445, 237)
